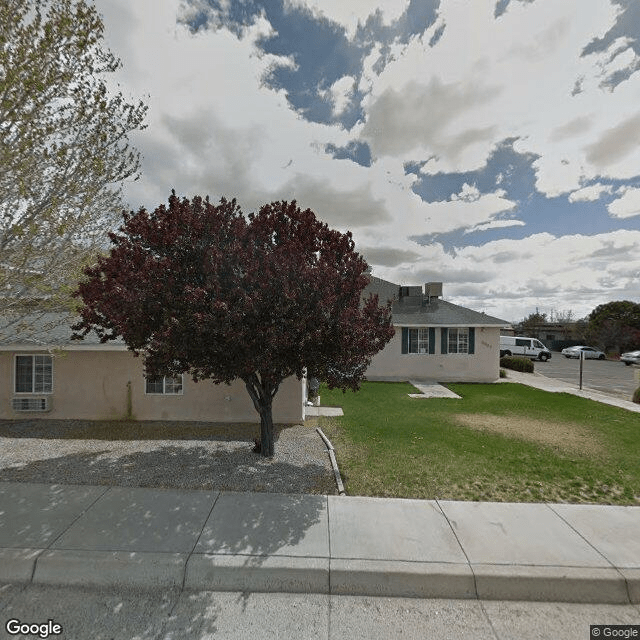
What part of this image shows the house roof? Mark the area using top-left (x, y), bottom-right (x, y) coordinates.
top-left (365, 276), bottom-right (509, 327)
top-left (2, 276), bottom-right (509, 350)
top-left (361, 275), bottom-right (400, 304)
top-left (0, 312), bottom-right (126, 350)
top-left (392, 297), bottom-right (508, 327)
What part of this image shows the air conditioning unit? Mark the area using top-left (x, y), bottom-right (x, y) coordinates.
top-left (12, 397), bottom-right (50, 412)
top-left (425, 282), bottom-right (443, 298)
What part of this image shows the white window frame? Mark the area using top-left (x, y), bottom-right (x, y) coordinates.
top-left (408, 328), bottom-right (430, 354)
top-left (14, 354), bottom-right (54, 394)
top-left (448, 328), bottom-right (469, 355)
top-left (144, 374), bottom-right (184, 395)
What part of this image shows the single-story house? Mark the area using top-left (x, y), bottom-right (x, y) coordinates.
top-left (0, 313), bottom-right (305, 422)
top-left (363, 278), bottom-right (510, 383)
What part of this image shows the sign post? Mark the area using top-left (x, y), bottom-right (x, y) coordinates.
top-left (579, 350), bottom-right (584, 390)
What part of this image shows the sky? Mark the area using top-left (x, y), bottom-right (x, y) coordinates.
top-left (94, 0), bottom-right (640, 322)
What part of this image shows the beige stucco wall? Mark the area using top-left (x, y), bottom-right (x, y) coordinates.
top-left (365, 326), bottom-right (501, 383)
top-left (0, 349), bottom-right (304, 423)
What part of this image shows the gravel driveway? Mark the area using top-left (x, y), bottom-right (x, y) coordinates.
top-left (0, 419), bottom-right (336, 494)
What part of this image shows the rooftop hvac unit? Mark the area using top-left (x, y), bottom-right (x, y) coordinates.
top-left (425, 282), bottom-right (443, 298)
top-left (399, 285), bottom-right (423, 298)
top-left (12, 397), bottom-right (50, 412)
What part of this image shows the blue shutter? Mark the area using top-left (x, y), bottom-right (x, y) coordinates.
top-left (401, 327), bottom-right (408, 354)
top-left (428, 328), bottom-right (435, 354)
top-left (469, 328), bottom-right (475, 354)
top-left (441, 328), bottom-right (448, 354)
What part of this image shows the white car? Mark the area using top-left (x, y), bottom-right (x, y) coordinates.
top-left (620, 350), bottom-right (640, 366)
top-left (561, 345), bottom-right (606, 360)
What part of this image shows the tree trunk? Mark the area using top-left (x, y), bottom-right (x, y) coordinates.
top-left (244, 375), bottom-right (278, 458)
top-left (259, 400), bottom-right (275, 458)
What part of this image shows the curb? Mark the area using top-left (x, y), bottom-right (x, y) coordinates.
top-left (2, 547), bottom-right (636, 604)
top-left (316, 427), bottom-right (346, 496)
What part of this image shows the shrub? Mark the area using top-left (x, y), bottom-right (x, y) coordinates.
top-left (499, 368), bottom-right (507, 378)
top-left (633, 387), bottom-right (640, 405)
top-left (500, 356), bottom-right (534, 373)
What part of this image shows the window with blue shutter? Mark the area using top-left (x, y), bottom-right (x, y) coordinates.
top-left (444, 328), bottom-right (473, 354)
top-left (402, 328), bottom-right (433, 354)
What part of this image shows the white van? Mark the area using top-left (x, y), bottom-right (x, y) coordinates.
top-left (500, 336), bottom-right (552, 361)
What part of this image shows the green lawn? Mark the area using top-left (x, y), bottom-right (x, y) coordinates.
top-left (317, 381), bottom-right (640, 504)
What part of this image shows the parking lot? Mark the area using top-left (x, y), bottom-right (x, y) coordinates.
top-left (534, 352), bottom-right (639, 400)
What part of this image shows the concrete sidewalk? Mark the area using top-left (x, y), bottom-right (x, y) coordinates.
top-left (0, 482), bottom-right (638, 604)
top-left (501, 369), bottom-right (640, 413)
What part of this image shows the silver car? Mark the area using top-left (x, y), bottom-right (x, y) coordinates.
top-left (561, 345), bottom-right (606, 360)
top-left (620, 350), bottom-right (640, 366)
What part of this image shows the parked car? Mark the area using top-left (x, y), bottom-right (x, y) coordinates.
top-left (500, 336), bottom-right (552, 361)
top-left (620, 350), bottom-right (640, 366)
top-left (561, 345), bottom-right (606, 360)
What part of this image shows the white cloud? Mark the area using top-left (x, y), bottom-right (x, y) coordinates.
top-left (568, 183), bottom-right (613, 202)
top-left (283, 0), bottom-right (411, 38)
top-left (92, 0), bottom-right (640, 324)
top-left (374, 230), bottom-right (640, 321)
top-left (325, 75), bottom-right (356, 117)
top-left (423, 189), bottom-right (517, 234)
top-left (608, 188), bottom-right (640, 219)
top-left (465, 219), bottom-right (526, 233)
top-left (360, 0), bottom-right (640, 196)
top-left (451, 183), bottom-right (481, 202)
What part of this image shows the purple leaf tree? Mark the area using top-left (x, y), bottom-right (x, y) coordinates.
top-left (73, 193), bottom-right (394, 457)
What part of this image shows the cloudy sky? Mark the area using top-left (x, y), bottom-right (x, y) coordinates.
top-left (95, 0), bottom-right (640, 322)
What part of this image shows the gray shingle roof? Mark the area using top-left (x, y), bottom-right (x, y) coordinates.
top-left (0, 312), bottom-right (125, 348)
top-left (391, 297), bottom-right (508, 327)
top-left (364, 276), bottom-right (509, 327)
top-left (2, 277), bottom-right (509, 348)
top-left (361, 276), bottom-right (399, 304)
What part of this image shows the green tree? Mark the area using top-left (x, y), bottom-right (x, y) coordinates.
top-left (585, 301), bottom-right (640, 353)
top-left (0, 0), bottom-right (147, 327)
top-left (519, 311), bottom-right (547, 338)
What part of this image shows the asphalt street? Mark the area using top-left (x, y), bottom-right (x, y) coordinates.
top-left (534, 354), bottom-right (639, 400)
top-left (2, 584), bottom-right (639, 640)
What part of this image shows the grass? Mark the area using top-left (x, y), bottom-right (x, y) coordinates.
top-left (318, 381), bottom-right (640, 504)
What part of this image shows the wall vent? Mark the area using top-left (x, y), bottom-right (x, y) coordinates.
top-left (12, 397), bottom-right (50, 412)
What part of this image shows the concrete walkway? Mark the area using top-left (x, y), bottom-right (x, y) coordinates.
top-left (501, 369), bottom-right (640, 413)
top-left (409, 379), bottom-right (462, 399)
top-left (0, 482), bottom-right (638, 604)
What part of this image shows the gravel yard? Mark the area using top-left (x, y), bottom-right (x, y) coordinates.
top-left (0, 419), bottom-right (336, 494)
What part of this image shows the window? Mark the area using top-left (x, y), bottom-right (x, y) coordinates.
top-left (448, 328), bottom-right (469, 354)
top-left (401, 327), bottom-right (435, 354)
top-left (145, 375), bottom-right (183, 395)
top-left (15, 355), bottom-right (53, 393)
top-left (441, 328), bottom-right (475, 355)
top-left (409, 328), bottom-right (429, 354)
